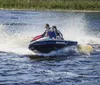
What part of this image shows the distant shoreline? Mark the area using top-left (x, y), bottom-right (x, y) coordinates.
top-left (0, 8), bottom-right (100, 13)
top-left (0, 0), bottom-right (100, 12)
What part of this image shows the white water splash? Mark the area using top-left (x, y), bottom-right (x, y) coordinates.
top-left (0, 12), bottom-right (99, 55)
top-left (0, 24), bottom-right (35, 54)
top-left (61, 13), bottom-right (100, 44)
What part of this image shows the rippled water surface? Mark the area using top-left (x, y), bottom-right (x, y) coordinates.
top-left (0, 10), bottom-right (100, 85)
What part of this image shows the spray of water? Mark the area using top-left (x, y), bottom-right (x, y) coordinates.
top-left (0, 24), bottom-right (34, 54)
top-left (62, 13), bottom-right (100, 44)
top-left (0, 13), bottom-right (99, 55)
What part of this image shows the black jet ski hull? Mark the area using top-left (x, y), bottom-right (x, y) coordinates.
top-left (29, 40), bottom-right (78, 53)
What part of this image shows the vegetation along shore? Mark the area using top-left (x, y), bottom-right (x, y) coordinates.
top-left (0, 0), bottom-right (100, 11)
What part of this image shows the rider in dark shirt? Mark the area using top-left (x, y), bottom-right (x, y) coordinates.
top-left (42, 23), bottom-right (50, 37)
top-left (42, 24), bottom-right (64, 40)
top-left (52, 26), bottom-right (64, 40)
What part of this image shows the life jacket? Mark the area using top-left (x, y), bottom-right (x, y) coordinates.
top-left (47, 31), bottom-right (56, 39)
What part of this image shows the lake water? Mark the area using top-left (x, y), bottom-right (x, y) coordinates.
top-left (0, 10), bottom-right (100, 85)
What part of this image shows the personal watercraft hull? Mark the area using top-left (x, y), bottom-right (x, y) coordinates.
top-left (29, 40), bottom-right (78, 53)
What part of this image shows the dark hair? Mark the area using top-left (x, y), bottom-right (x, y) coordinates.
top-left (52, 26), bottom-right (56, 28)
top-left (52, 26), bottom-right (57, 30)
top-left (45, 23), bottom-right (49, 27)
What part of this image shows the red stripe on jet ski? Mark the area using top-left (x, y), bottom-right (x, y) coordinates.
top-left (33, 35), bottom-right (42, 41)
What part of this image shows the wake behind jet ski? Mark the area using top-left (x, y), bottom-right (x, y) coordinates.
top-left (28, 24), bottom-right (78, 53)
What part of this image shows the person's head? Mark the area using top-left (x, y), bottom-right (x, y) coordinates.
top-left (45, 23), bottom-right (50, 29)
top-left (52, 26), bottom-right (57, 31)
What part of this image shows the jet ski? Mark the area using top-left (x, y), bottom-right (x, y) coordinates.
top-left (28, 36), bottom-right (78, 53)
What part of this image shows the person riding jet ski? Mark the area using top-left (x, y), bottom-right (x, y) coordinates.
top-left (52, 26), bottom-right (64, 40)
top-left (42, 23), bottom-right (50, 37)
top-left (32, 24), bottom-right (64, 41)
top-left (29, 24), bottom-right (78, 53)
top-left (47, 27), bottom-right (56, 39)
top-left (42, 24), bottom-right (64, 40)
top-left (32, 24), bottom-right (51, 41)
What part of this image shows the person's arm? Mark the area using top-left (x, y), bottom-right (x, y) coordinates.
top-left (57, 30), bottom-right (62, 36)
top-left (57, 30), bottom-right (64, 40)
top-left (41, 31), bottom-right (46, 37)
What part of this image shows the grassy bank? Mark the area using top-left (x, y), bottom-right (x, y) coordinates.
top-left (0, 0), bottom-right (100, 11)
